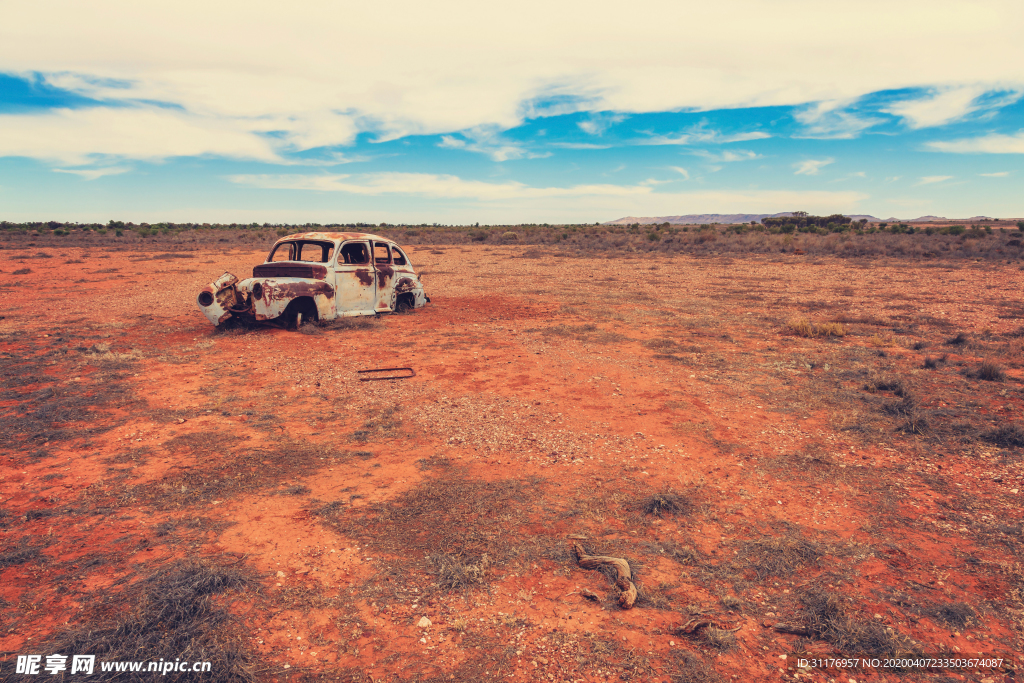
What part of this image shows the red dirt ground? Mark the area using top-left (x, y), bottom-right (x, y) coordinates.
top-left (1, 243), bottom-right (1022, 682)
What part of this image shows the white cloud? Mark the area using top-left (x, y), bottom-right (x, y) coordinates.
top-left (794, 100), bottom-right (884, 139)
top-left (928, 131), bottom-right (1024, 154)
top-left (227, 172), bottom-right (650, 200)
top-left (794, 158), bottom-right (834, 175)
top-left (636, 126), bottom-right (770, 146)
top-left (577, 113), bottom-right (626, 135)
top-left (721, 131), bottom-right (772, 143)
top-left (0, 107), bottom-right (281, 165)
top-left (884, 86), bottom-right (985, 128)
top-left (549, 142), bottom-right (612, 149)
top-left (226, 171), bottom-right (867, 216)
top-left (436, 126), bottom-right (544, 162)
top-left (693, 149), bottom-right (760, 163)
top-left (916, 175), bottom-right (953, 185)
top-left (438, 135), bottom-right (466, 149)
top-left (884, 86), bottom-right (1022, 128)
top-left (669, 166), bottom-right (690, 180)
top-left (53, 166), bottom-right (130, 180)
top-left (3, 0), bottom-right (1022, 163)
top-left (979, 171), bottom-right (1010, 176)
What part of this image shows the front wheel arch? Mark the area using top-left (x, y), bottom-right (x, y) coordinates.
top-left (284, 297), bottom-right (318, 330)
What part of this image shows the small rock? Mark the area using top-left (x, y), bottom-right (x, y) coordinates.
top-left (417, 616), bottom-right (432, 628)
top-left (538, 657), bottom-right (548, 664)
top-left (1011, 489), bottom-right (1019, 494)
top-left (283, 664), bottom-right (290, 669)
top-left (276, 571), bottom-right (286, 578)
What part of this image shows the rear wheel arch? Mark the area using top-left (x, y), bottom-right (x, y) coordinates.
top-left (395, 292), bottom-right (415, 313)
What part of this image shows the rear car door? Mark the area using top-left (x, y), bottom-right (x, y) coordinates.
top-left (334, 240), bottom-right (376, 315)
top-left (372, 241), bottom-right (397, 312)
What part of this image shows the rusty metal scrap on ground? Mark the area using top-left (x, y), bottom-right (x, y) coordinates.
top-left (357, 367), bottom-right (416, 382)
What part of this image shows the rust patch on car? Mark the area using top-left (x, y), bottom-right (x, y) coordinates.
top-left (354, 269), bottom-right (374, 286)
top-left (266, 281), bottom-right (335, 301)
top-left (375, 265), bottom-right (394, 289)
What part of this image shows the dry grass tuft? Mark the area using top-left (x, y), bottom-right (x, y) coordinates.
top-left (640, 490), bottom-right (694, 517)
top-left (799, 589), bottom-right (918, 658)
top-left (0, 546), bottom-right (42, 569)
top-left (884, 394), bottom-right (928, 434)
top-left (668, 651), bottom-right (722, 683)
top-left (863, 374), bottom-right (908, 396)
top-left (974, 361), bottom-right (1006, 382)
top-left (786, 318), bottom-right (847, 338)
top-left (740, 534), bottom-right (827, 579)
top-left (700, 626), bottom-right (736, 651)
top-left (927, 602), bottom-right (975, 629)
top-left (945, 332), bottom-right (969, 346)
top-left (318, 315), bottom-right (384, 331)
top-left (40, 561), bottom-right (255, 682)
top-left (427, 553), bottom-right (491, 592)
top-left (981, 424), bottom-right (1024, 449)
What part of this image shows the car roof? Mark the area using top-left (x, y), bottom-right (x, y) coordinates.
top-left (277, 232), bottom-right (392, 243)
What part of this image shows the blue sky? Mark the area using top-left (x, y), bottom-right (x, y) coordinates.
top-left (1, 0), bottom-right (1022, 224)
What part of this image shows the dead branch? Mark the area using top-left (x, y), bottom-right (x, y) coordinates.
top-left (773, 623), bottom-right (811, 636)
top-left (675, 617), bottom-right (743, 635)
top-left (571, 542), bottom-right (637, 609)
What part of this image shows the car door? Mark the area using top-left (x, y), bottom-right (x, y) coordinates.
top-left (372, 241), bottom-right (398, 312)
top-left (334, 240), bottom-right (377, 315)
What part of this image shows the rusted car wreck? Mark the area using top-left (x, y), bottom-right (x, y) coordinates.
top-left (197, 232), bottom-right (429, 328)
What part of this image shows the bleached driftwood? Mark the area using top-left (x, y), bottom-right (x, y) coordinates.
top-left (572, 542), bottom-right (637, 609)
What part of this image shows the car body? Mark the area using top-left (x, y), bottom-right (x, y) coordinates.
top-left (196, 232), bottom-right (429, 327)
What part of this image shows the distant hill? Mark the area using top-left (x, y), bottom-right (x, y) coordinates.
top-left (604, 213), bottom-right (882, 225)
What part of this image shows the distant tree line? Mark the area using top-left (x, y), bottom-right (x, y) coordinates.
top-left (760, 212), bottom-right (857, 233)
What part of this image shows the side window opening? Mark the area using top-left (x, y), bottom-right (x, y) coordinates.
top-left (269, 242), bottom-right (295, 262)
top-left (297, 242), bottom-right (333, 263)
top-left (374, 242), bottom-right (391, 265)
top-left (391, 247), bottom-right (407, 266)
top-left (340, 242), bottom-right (370, 265)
